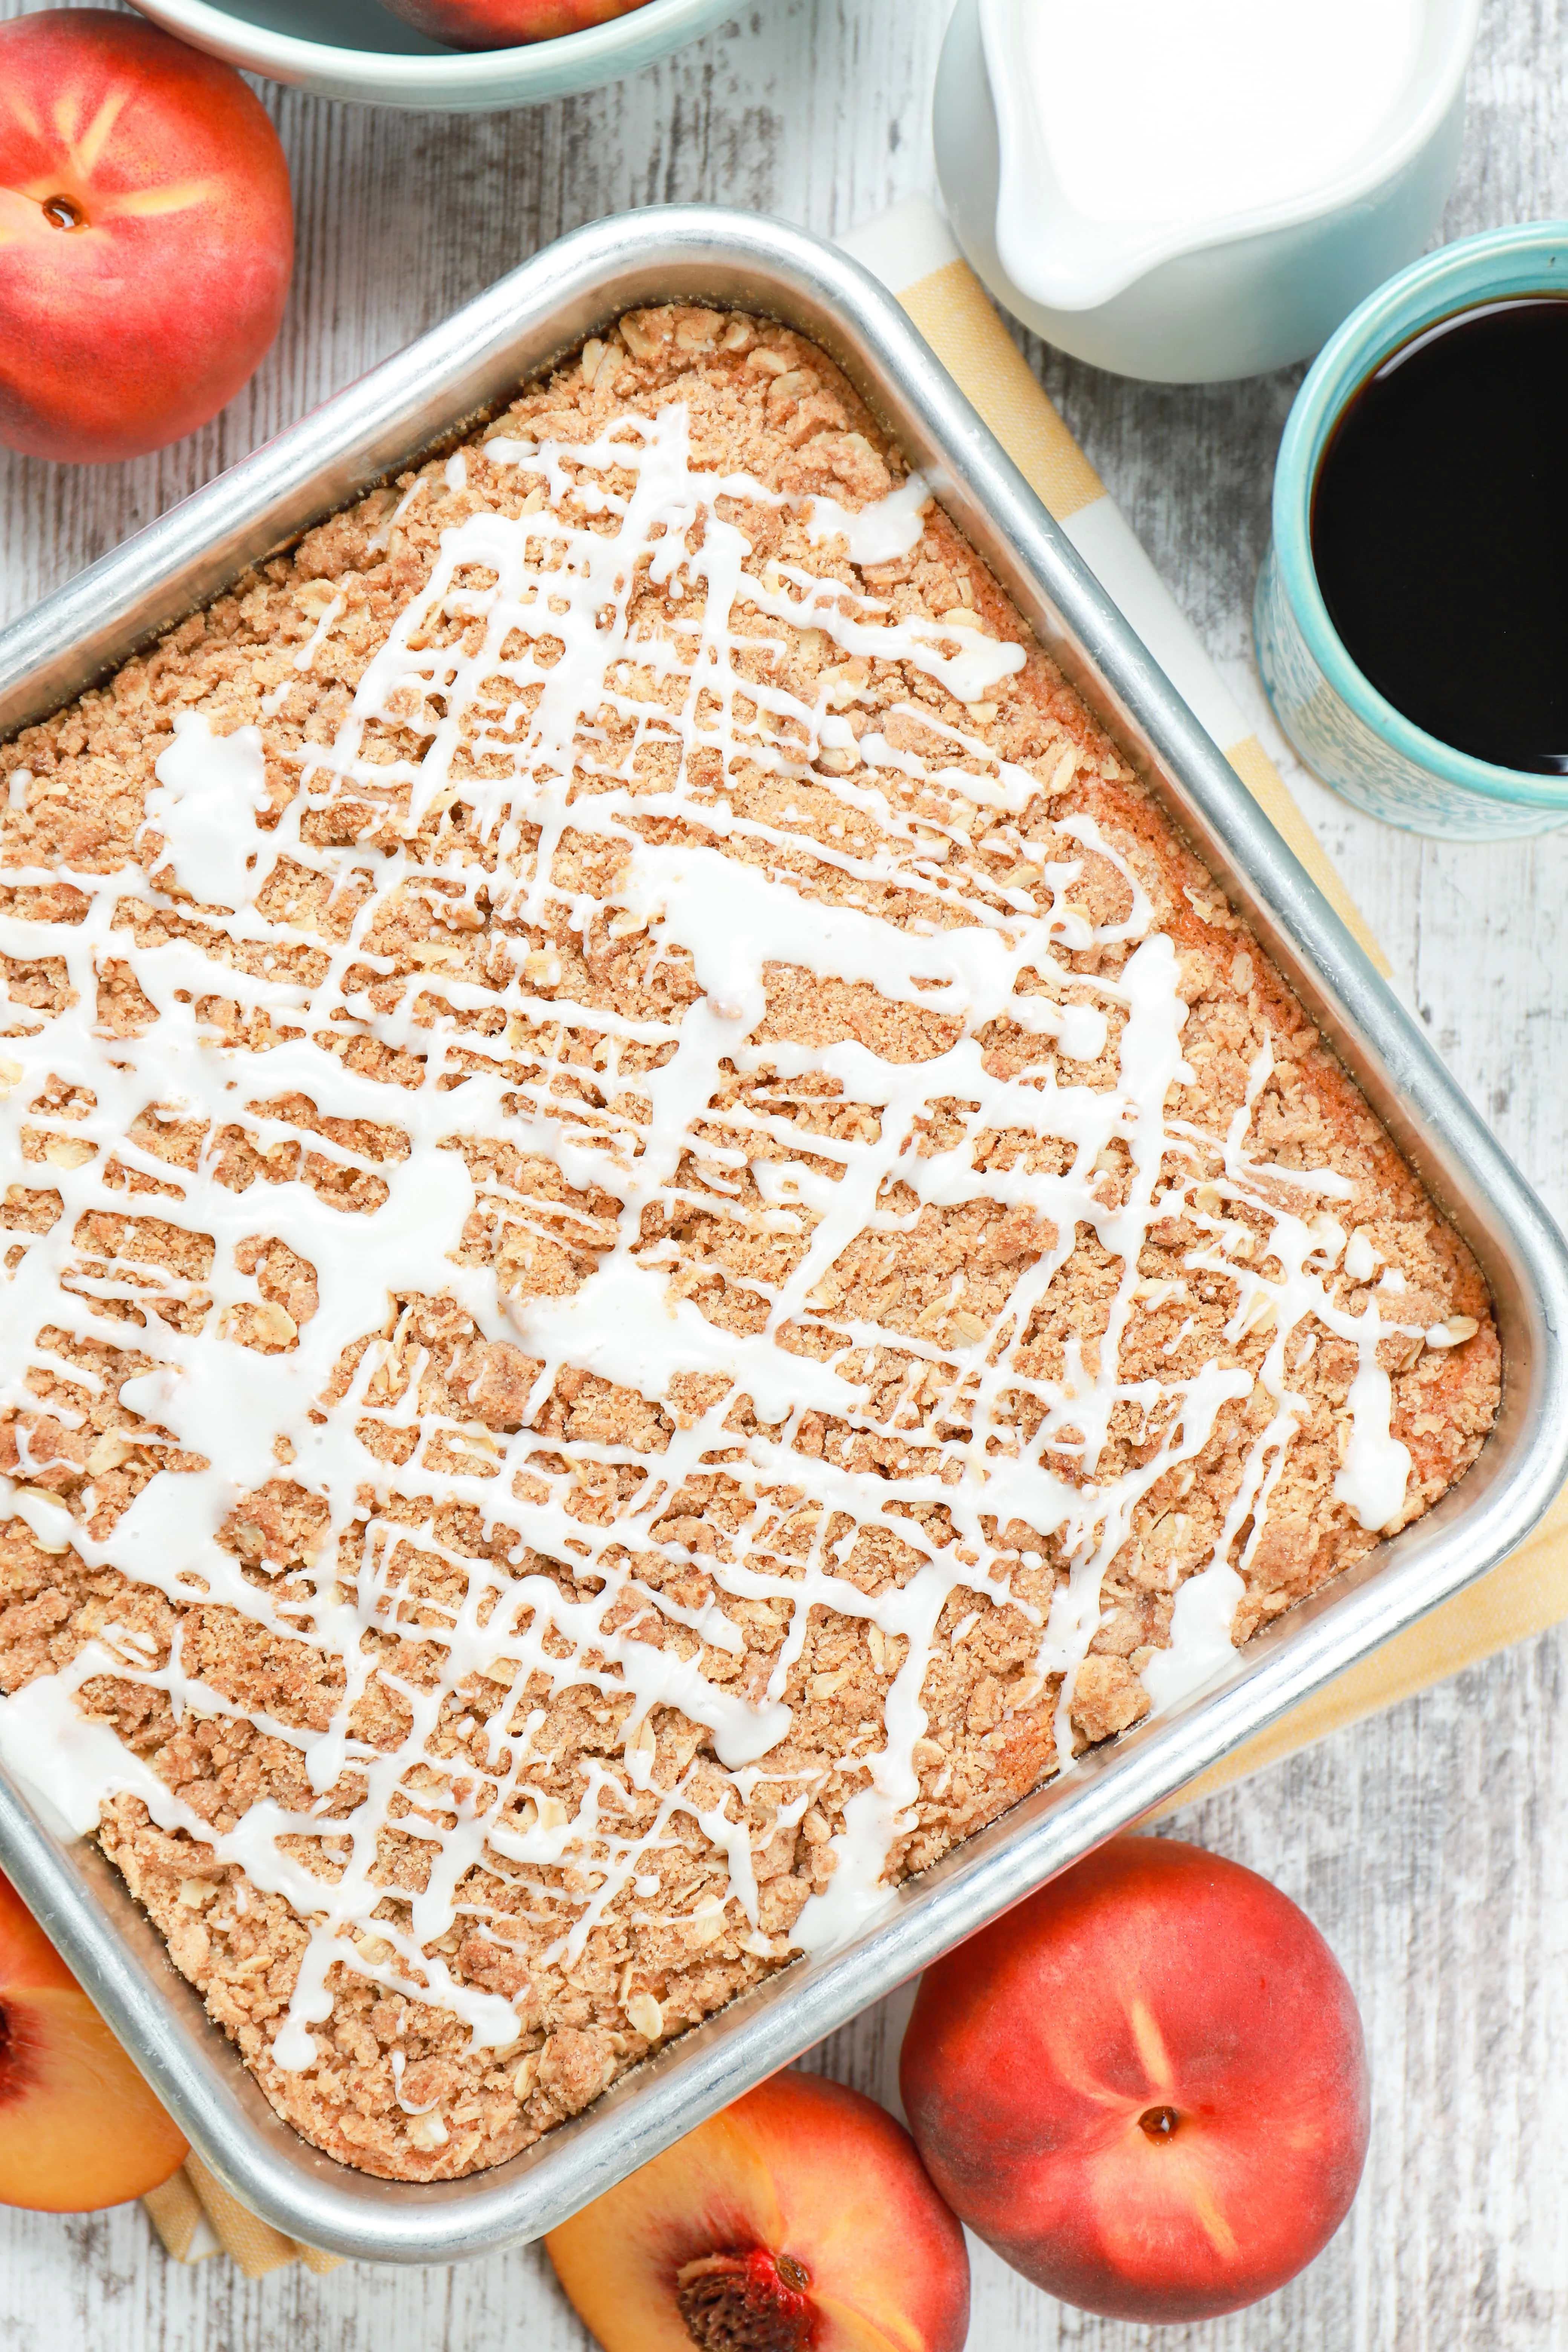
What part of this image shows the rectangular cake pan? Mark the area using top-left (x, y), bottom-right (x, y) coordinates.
top-left (2, 207), bottom-right (1565, 2265)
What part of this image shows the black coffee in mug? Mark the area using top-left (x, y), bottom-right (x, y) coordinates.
top-left (1310, 297), bottom-right (1568, 776)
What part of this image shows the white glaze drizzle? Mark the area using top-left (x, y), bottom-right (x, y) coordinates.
top-left (0, 403), bottom-right (1430, 2070)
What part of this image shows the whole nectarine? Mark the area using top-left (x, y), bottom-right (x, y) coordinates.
top-left (546, 2070), bottom-right (970, 2351)
top-left (0, 11), bottom-right (294, 464)
top-left (379, 0), bottom-right (652, 47)
top-left (0, 1868), bottom-right (187, 2210)
top-left (901, 1836), bottom-right (1370, 2324)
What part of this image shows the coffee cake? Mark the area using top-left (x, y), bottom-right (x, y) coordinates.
top-left (0, 304), bottom-right (1498, 2180)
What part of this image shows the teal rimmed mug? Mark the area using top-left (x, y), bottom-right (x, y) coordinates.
top-left (1255, 221), bottom-right (1568, 839)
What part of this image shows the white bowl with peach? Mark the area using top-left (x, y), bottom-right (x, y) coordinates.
top-left (129, 0), bottom-right (736, 109)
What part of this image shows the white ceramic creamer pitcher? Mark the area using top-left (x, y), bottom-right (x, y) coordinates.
top-left (934, 0), bottom-right (1481, 382)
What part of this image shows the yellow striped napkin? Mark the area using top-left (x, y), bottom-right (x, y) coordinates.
top-left (143, 2153), bottom-right (339, 2278)
top-left (840, 195), bottom-right (1568, 1809)
top-left (138, 195), bottom-right (1568, 2275)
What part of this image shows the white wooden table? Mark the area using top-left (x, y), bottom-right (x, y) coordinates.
top-left (2, 1), bottom-right (1566, 2343)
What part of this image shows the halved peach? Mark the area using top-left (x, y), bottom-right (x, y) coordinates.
top-left (546, 2070), bottom-right (969, 2351)
top-left (0, 1868), bottom-right (187, 2210)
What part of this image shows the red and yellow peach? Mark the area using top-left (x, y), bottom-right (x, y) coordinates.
top-left (900, 1836), bottom-right (1371, 2324)
top-left (0, 11), bottom-right (294, 465)
top-left (380, 0), bottom-right (654, 47)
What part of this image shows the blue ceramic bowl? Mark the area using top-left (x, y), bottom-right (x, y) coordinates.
top-left (1256, 220), bottom-right (1568, 838)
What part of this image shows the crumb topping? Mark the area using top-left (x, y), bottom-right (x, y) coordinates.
top-left (0, 304), bottom-right (1498, 2180)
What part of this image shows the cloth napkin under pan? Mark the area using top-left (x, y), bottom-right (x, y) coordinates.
top-left (141, 193), bottom-right (1568, 2276)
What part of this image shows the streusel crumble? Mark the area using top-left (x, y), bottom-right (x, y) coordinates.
top-left (0, 305), bottom-right (1498, 2180)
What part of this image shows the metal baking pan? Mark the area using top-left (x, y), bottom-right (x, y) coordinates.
top-left (2, 207), bottom-right (1565, 2265)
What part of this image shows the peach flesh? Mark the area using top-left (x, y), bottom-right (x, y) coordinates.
top-left (0, 1870), bottom-right (187, 2211)
top-left (379, 0), bottom-right (653, 49)
top-left (546, 2071), bottom-right (970, 2352)
top-left (0, 11), bottom-right (294, 464)
top-left (900, 1836), bottom-right (1371, 2325)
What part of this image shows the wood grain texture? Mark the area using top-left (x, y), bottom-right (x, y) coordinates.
top-left (2, 0), bottom-right (1566, 2341)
